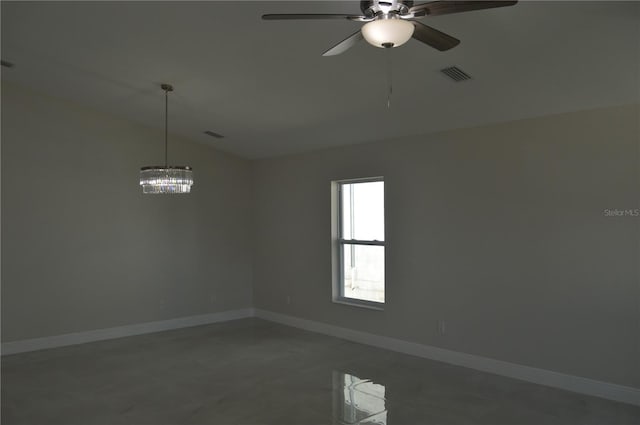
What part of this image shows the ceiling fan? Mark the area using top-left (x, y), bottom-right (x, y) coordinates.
top-left (262, 0), bottom-right (517, 56)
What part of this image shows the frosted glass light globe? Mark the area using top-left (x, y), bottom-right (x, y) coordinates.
top-left (361, 19), bottom-right (415, 48)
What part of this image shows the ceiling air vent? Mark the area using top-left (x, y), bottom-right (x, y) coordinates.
top-left (440, 66), bottom-right (471, 82)
top-left (204, 130), bottom-right (224, 139)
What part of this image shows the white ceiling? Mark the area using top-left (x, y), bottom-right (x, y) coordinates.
top-left (2, 1), bottom-right (638, 159)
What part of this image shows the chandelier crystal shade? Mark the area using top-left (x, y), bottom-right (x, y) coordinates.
top-left (140, 166), bottom-right (193, 194)
top-left (140, 84), bottom-right (193, 194)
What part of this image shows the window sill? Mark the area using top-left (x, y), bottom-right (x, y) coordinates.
top-left (332, 298), bottom-right (384, 311)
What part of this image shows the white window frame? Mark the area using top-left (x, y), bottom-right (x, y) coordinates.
top-left (331, 177), bottom-right (385, 310)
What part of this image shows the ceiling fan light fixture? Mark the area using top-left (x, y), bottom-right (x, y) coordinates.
top-left (361, 18), bottom-right (414, 48)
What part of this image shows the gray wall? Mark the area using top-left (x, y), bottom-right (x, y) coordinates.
top-left (3, 81), bottom-right (638, 389)
top-left (1, 82), bottom-right (253, 342)
top-left (252, 104), bottom-right (640, 388)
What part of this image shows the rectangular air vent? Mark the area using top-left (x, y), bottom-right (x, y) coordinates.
top-left (204, 130), bottom-right (224, 139)
top-left (440, 66), bottom-right (471, 82)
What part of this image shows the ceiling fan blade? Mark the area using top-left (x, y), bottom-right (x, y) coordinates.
top-left (262, 14), bottom-right (365, 21)
top-left (322, 30), bottom-right (364, 56)
top-left (411, 22), bottom-right (460, 51)
top-left (410, 1), bottom-right (517, 17)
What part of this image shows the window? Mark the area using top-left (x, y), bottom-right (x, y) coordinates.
top-left (333, 178), bottom-right (385, 308)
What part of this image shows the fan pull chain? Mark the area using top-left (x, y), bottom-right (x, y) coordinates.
top-left (386, 48), bottom-right (393, 109)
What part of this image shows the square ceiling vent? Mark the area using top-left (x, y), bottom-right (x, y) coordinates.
top-left (204, 130), bottom-right (224, 139)
top-left (440, 66), bottom-right (472, 82)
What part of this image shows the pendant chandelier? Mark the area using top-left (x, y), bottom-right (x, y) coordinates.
top-left (140, 84), bottom-right (193, 194)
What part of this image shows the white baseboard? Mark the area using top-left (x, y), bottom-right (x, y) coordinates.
top-left (1, 308), bottom-right (254, 356)
top-left (3, 307), bottom-right (638, 407)
top-left (254, 309), bottom-right (640, 407)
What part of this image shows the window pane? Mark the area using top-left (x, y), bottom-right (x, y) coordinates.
top-left (341, 181), bottom-right (384, 241)
top-left (342, 244), bottom-right (384, 303)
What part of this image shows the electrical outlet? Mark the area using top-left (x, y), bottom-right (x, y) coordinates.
top-left (286, 295), bottom-right (291, 305)
top-left (437, 320), bottom-right (446, 335)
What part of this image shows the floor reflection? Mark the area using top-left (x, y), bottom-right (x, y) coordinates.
top-left (332, 371), bottom-right (387, 425)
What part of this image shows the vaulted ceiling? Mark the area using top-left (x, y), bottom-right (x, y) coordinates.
top-left (2, 1), bottom-right (638, 158)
